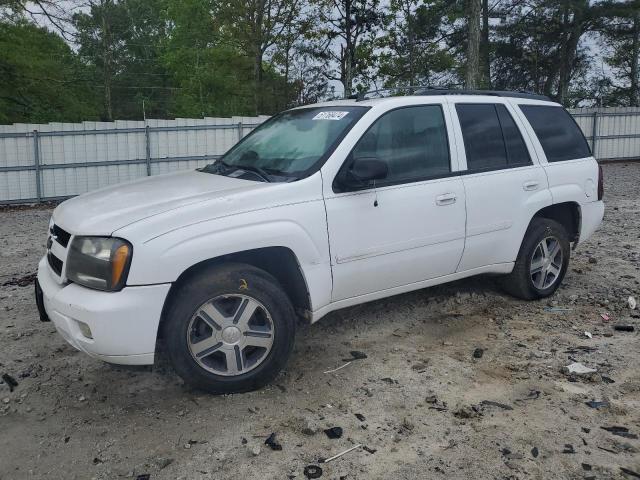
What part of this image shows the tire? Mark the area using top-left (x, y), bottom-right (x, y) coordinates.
top-left (501, 218), bottom-right (570, 300)
top-left (162, 263), bottom-right (296, 394)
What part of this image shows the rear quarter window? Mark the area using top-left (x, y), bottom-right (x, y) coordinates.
top-left (519, 105), bottom-right (591, 162)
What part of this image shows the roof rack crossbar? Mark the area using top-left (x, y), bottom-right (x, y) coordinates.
top-left (351, 86), bottom-right (551, 102)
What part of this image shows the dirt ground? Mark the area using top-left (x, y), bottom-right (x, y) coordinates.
top-left (1, 162), bottom-right (639, 480)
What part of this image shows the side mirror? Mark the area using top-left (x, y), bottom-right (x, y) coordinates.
top-left (345, 157), bottom-right (388, 186)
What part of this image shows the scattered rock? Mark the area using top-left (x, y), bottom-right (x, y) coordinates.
top-left (323, 427), bottom-right (343, 439)
top-left (473, 348), bottom-right (484, 359)
top-left (1, 374), bottom-right (18, 392)
top-left (264, 433), bottom-right (282, 451)
top-left (562, 362), bottom-right (597, 375)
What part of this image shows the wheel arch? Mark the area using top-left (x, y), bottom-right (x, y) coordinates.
top-left (530, 201), bottom-right (581, 244)
top-left (157, 246), bottom-right (312, 341)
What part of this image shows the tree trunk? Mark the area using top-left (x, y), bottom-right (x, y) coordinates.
top-left (343, 0), bottom-right (353, 98)
top-left (253, 0), bottom-right (266, 115)
top-left (480, 0), bottom-right (490, 87)
top-left (465, 0), bottom-right (481, 89)
top-left (556, 1), bottom-right (586, 105)
top-left (101, 5), bottom-right (113, 122)
top-left (631, 12), bottom-right (639, 106)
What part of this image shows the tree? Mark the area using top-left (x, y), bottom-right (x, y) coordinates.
top-left (73, 0), bottom-right (174, 121)
top-left (213, 0), bottom-right (303, 114)
top-left (0, 20), bottom-right (99, 123)
top-left (378, 0), bottom-right (456, 87)
top-left (310, 0), bottom-right (384, 97)
top-left (599, 4), bottom-right (640, 106)
top-left (465, 0), bottom-right (481, 88)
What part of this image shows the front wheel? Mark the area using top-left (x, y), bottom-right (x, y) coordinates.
top-left (162, 263), bottom-right (296, 394)
top-left (501, 218), bottom-right (570, 300)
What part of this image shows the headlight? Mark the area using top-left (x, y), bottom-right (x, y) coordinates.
top-left (66, 237), bottom-right (132, 291)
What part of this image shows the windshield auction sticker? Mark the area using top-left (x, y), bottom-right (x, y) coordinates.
top-left (313, 111), bottom-right (349, 120)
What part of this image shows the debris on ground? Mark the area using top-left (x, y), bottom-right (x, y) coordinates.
top-left (601, 313), bottom-right (611, 321)
top-left (264, 433), bottom-right (282, 451)
top-left (453, 405), bottom-right (482, 419)
top-left (303, 465), bottom-right (323, 479)
top-left (480, 400), bottom-right (513, 411)
top-left (628, 296), bottom-right (637, 310)
top-left (135, 475), bottom-right (151, 480)
top-left (355, 413), bottom-right (365, 422)
top-left (621, 467), bottom-right (640, 479)
top-left (600, 426), bottom-right (638, 439)
top-left (1, 374), bottom-right (18, 392)
top-left (1, 162), bottom-right (639, 480)
top-left (562, 444), bottom-right (576, 454)
top-left (584, 331), bottom-right (593, 339)
top-left (1, 272), bottom-right (36, 287)
top-left (324, 427), bottom-right (343, 439)
top-left (342, 351), bottom-right (367, 361)
top-left (562, 362), bottom-right (597, 375)
top-left (323, 362), bottom-right (351, 374)
top-left (319, 444), bottom-right (362, 463)
top-left (613, 325), bottom-right (635, 332)
top-left (472, 348), bottom-right (484, 359)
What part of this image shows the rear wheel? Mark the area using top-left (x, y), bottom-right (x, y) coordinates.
top-left (163, 263), bottom-right (296, 394)
top-left (501, 218), bottom-right (570, 300)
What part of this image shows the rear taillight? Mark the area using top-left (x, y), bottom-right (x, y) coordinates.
top-left (597, 164), bottom-right (604, 201)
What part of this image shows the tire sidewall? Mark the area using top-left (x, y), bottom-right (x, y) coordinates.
top-left (163, 265), bottom-right (296, 393)
top-left (522, 220), bottom-right (570, 297)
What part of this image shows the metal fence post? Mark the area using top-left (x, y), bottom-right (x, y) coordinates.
top-left (237, 121), bottom-right (243, 142)
top-left (591, 111), bottom-right (599, 159)
top-left (33, 130), bottom-right (42, 202)
top-left (145, 125), bottom-right (151, 176)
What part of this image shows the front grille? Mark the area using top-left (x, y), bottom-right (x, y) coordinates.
top-left (46, 223), bottom-right (71, 279)
top-left (47, 252), bottom-right (63, 276)
top-left (51, 224), bottom-right (71, 248)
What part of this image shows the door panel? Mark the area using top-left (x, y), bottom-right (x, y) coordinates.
top-left (457, 166), bottom-right (550, 271)
top-left (325, 178), bottom-right (466, 301)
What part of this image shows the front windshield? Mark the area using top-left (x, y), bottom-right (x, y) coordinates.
top-left (203, 106), bottom-right (367, 180)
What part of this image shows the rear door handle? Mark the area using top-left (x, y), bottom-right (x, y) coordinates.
top-left (523, 181), bottom-right (539, 191)
top-left (436, 193), bottom-right (457, 206)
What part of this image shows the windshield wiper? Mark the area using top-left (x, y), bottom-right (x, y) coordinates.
top-left (232, 163), bottom-right (272, 183)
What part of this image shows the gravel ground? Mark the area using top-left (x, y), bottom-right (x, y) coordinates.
top-left (0, 162), bottom-right (638, 480)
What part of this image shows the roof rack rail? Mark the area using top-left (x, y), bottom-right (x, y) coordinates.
top-left (350, 86), bottom-right (551, 102)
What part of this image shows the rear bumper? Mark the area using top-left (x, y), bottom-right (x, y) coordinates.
top-left (578, 200), bottom-right (604, 245)
top-left (37, 256), bottom-right (171, 365)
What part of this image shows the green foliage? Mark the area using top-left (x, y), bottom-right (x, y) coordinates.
top-left (1, 0), bottom-right (639, 125)
top-left (0, 20), bottom-right (100, 123)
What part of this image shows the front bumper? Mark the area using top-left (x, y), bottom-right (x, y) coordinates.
top-left (37, 256), bottom-right (171, 365)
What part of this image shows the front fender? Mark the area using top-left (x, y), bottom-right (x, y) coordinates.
top-left (123, 200), bottom-right (333, 313)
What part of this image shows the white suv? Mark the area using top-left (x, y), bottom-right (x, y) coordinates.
top-left (35, 90), bottom-right (604, 393)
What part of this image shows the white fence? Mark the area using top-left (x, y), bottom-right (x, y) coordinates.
top-left (0, 116), bottom-right (269, 204)
top-left (569, 107), bottom-right (640, 162)
top-left (0, 107), bottom-right (638, 204)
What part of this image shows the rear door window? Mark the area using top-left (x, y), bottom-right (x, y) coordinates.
top-left (519, 105), bottom-right (591, 162)
top-left (456, 103), bottom-right (533, 171)
top-left (456, 104), bottom-right (507, 171)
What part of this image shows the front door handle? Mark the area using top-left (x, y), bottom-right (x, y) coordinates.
top-left (523, 180), bottom-right (540, 191)
top-left (436, 193), bottom-right (457, 206)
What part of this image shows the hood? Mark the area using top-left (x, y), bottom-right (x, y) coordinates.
top-left (53, 170), bottom-right (269, 235)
